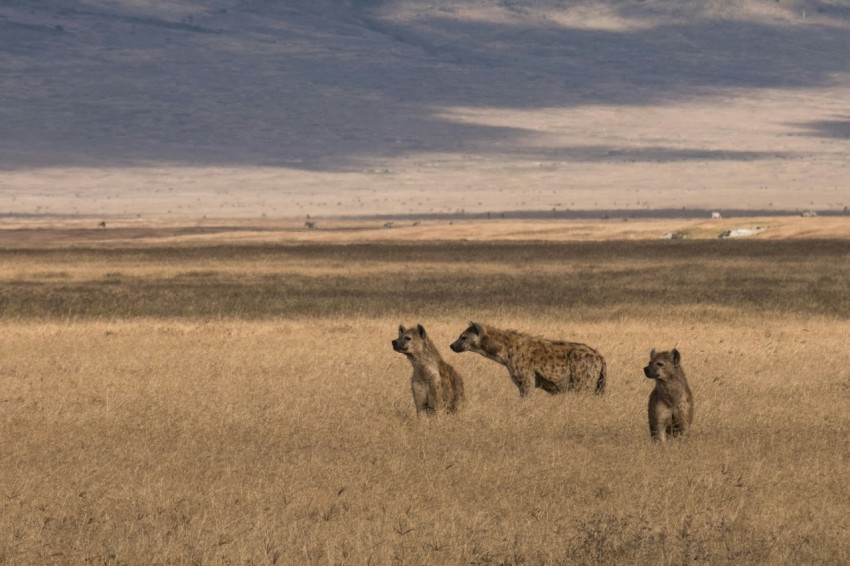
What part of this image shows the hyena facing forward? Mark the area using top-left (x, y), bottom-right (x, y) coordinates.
top-left (644, 349), bottom-right (694, 442)
top-left (392, 324), bottom-right (465, 415)
top-left (449, 323), bottom-right (606, 397)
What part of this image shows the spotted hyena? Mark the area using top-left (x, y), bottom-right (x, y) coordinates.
top-left (643, 348), bottom-right (694, 441)
top-left (449, 322), bottom-right (606, 397)
top-left (392, 324), bottom-right (465, 415)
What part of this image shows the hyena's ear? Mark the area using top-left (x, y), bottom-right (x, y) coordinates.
top-left (469, 322), bottom-right (483, 335)
top-left (417, 324), bottom-right (427, 338)
top-left (398, 325), bottom-right (407, 336)
top-left (649, 348), bottom-right (657, 360)
top-left (672, 348), bottom-right (681, 365)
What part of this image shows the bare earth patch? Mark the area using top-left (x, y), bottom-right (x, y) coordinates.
top-left (1, 215), bottom-right (849, 248)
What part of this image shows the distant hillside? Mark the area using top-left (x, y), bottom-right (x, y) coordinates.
top-left (1, 0), bottom-right (848, 218)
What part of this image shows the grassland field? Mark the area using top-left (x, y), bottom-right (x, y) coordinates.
top-left (4, 0), bottom-right (850, 562)
top-left (1, 234), bottom-right (849, 564)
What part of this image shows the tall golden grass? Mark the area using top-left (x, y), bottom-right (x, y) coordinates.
top-left (1, 240), bottom-right (849, 564)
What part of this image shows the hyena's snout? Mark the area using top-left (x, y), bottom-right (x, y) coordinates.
top-left (643, 365), bottom-right (657, 379)
top-left (392, 339), bottom-right (405, 353)
top-left (449, 340), bottom-right (464, 353)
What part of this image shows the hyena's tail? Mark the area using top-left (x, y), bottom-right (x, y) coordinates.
top-left (595, 357), bottom-right (607, 394)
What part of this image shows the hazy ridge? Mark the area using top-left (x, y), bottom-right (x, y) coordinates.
top-left (1, 0), bottom-right (849, 218)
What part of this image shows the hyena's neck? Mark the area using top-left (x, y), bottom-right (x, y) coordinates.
top-left (412, 337), bottom-right (443, 367)
top-left (478, 326), bottom-right (513, 364)
top-left (656, 370), bottom-right (688, 395)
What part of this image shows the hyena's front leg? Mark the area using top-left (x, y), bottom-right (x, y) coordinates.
top-left (510, 368), bottom-right (536, 397)
top-left (411, 380), bottom-right (430, 416)
top-left (671, 409), bottom-right (690, 438)
top-left (425, 383), bottom-right (441, 414)
top-left (650, 403), bottom-right (672, 442)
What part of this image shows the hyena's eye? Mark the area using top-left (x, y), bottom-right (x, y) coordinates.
top-left (656, 362), bottom-right (664, 367)
top-left (403, 336), bottom-right (411, 342)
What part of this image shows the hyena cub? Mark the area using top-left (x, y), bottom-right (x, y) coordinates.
top-left (450, 322), bottom-right (606, 397)
top-left (392, 324), bottom-right (465, 415)
top-left (644, 349), bottom-right (694, 441)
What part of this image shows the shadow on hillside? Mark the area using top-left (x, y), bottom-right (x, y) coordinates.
top-left (795, 117), bottom-right (850, 139)
top-left (0, 1), bottom-right (848, 171)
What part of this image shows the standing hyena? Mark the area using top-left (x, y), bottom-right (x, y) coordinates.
top-left (643, 349), bottom-right (694, 441)
top-left (449, 322), bottom-right (606, 397)
top-left (392, 324), bottom-right (465, 415)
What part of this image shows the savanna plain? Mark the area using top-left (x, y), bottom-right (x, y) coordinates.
top-left (1, 234), bottom-right (849, 564)
top-left (3, 0), bottom-right (850, 563)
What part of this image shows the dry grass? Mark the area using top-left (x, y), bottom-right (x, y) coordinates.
top-left (1, 239), bottom-right (850, 564)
